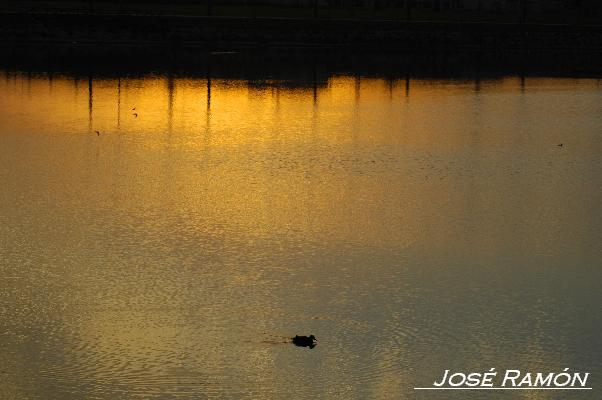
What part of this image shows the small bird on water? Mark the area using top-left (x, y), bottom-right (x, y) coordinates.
top-left (558, 143), bottom-right (563, 147)
top-left (94, 130), bottom-right (100, 136)
top-left (133, 113), bottom-right (138, 118)
top-left (292, 335), bottom-right (317, 348)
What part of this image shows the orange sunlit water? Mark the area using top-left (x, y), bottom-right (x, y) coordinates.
top-left (1, 71), bottom-right (601, 399)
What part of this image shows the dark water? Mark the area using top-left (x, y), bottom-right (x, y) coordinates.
top-left (1, 64), bottom-right (601, 399)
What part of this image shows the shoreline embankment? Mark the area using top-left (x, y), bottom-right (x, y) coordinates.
top-left (2, 12), bottom-right (602, 52)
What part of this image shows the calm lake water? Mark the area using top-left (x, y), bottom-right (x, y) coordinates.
top-left (1, 67), bottom-right (601, 399)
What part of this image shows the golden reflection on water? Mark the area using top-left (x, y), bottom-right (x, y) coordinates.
top-left (1, 71), bottom-right (601, 399)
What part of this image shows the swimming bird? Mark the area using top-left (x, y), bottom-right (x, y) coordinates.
top-left (95, 130), bottom-right (100, 136)
top-left (132, 107), bottom-right (136, 110)
top-left (133, 113), bottom-right (138, 118)
top-left (292, 335), bottom-right (316, 348)
top-left (558, 143), bottom-right (563, 147)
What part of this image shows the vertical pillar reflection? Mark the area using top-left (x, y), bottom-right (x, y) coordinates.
top-left (474, 66), bottom-right (481, 93)
top-left (474, 53), bottom-right (482, 93)
top-left (352, 75), bottom-right (361, 136)
top-left (206, 58), bottom-right (212, 133)
top-left (207, 71), bottom-right (212, 112)
top-left (167, 74), bottom-right (175, 134)
top-left (311, 58), bottom-right (319, 137)
top-left (312, 56), bottom-right (318, 106)
top-left (26, 72), bottom-right (32, 98)
top-left (520, 75), bottom-right (526, 94)
top-left (117, 78), bottom-right (121, 128)
top-left (88, 75), bottom-right (93, 133)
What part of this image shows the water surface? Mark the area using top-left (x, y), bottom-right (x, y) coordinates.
top-left (1, 69), bottom-right (601, 399)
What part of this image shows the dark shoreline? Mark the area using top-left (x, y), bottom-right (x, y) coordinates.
top-left (2, 12), bottom-right (602, 81)
top-left (3, 46), bottom-right (602, 83)
top-left (2, 12), bottom-right (602, 52)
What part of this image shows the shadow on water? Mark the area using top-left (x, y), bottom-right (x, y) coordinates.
top-left (1, 45), bottom-right (602, 84)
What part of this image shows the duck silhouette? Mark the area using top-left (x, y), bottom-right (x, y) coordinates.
top-left (292, 335), bottom-right (316, 348)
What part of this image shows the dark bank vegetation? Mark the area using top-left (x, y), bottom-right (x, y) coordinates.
top-left (1, 1), bottom-right (601, 60)
top-left (2, 45), bottom-right (601, 81)
top-left (1, 0), bottom-right (601, 25)
top-left (1, 11), bottom-right (602, 53)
